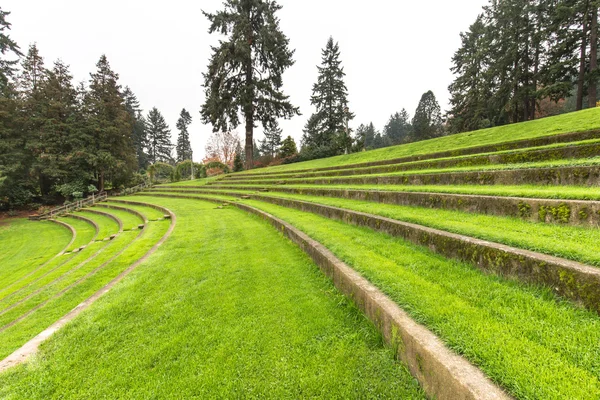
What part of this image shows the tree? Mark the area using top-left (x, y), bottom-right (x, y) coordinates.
top-left (233, 153), bottom-right (244, 172)
top-left (176, 108), bottom-right (193, 162)
top-left (383, 110), bottom-right (412, 145)
top-left (123, 87), bottom-right (149, 170)
top-left (279, 135), bottom-right (297, 158)
top-left (204, 131), bottom-right (240, 167)
top-left (412, 91), bottom-right (443, 141)
top-left (258, 120), bottom-right (282, 157)
top-left (146, 107), bottom-right (173, 164)
top-left (200, 0), bottom-right (300, 168)
top-left (0, 7), bottom-right (21, 89)
top-left (85, 55), bottom-right (136, 191)
top-left (302, 37), bottom-right (354, 158)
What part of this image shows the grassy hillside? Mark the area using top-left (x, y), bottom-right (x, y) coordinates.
top-left (249, 108), bottom-right (600, 173)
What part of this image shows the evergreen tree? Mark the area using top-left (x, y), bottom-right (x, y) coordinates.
top-left (0, 7), bottom-right (21, 89)
top-left (123, 87), bottom-right (149, 170)
top-left (37, 60), bottom-right (85, 197)
top-left (176, 108), bottom-right (193, 162)
top-left (258, 120), bottom-right (282, 157)
top-left (85, 55), bottom-right (136, 191)
top-left (279, 135), bottom-right (297, 158)
top-left (233, 153), bottom-right (244, 172)
top-left (383, 110), bottom-right (412, 145)
top-left (146, 107), bottom-right (173, 164)
top-left (302, 37), bottom-right (354, 158)
top-left (200, 0), bottom-right (300, 168)
top-left (412, 91), bottom-right (443, 141)
top-left (448, 15), bottom-right (493, 133)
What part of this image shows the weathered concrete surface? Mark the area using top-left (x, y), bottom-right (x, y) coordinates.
top-left (230, 129), bottom-right (600, 178)
top-left (153, 187), bottom-right (600, 227)
top-left (224, 141), bottom-right (600, 182)
top-left (216, 164), bottom-right (600, 187)
top-left (0, 202), bottom-right (176, 374)
top-left (150, 193), bottom-right (508, 400)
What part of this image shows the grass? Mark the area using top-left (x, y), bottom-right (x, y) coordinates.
top-left (150, 190), bottom-right (600, 268)
top-left (0, 220), bottom-right (72, 291)
top-left (89, 206), bottom-right (142, 230)
top-left (230, 137), bottom-right (600, 180)
top-left (76, 211), bottom-right (120, 240)
top-left (142, 194), bottom-right (600, 400)
top-left (104, 201), bottom-right (164, 220)
top-left (0, 204), bottom-right (170, 361)
top-left (238, 108), bottom-right (600, 174)
top-left (58, 216), bottom-right (96, 252)
top-left (221, 156), bottom-right (600, 185)
top-left (196, 183), bottom-right (600, 201)
top-left (0, 196), bottom-right (425, 399)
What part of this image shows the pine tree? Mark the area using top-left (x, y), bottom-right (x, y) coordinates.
top-left (279, 135), bottom-right (297, 158)
top-left (412, 91), bottom-right (443, 141)
top-left (85, 55), bottom-right (136, 191)
top-left (0, 7), bottom-right (21, 89)
top-left (123, 87), bottom-right (149, 170)
top-left (258, 120), bottom-right (282, 157)
top-left (200, 0), bottom-right (300, 168)
top-left (146, 107), bottom-right (173, 164)
top-left (233, 153), bottom-right (244, 172)
top-left (36, 60), bottom-right (83, 196)
top-left (448, 15), bottom-right (494, 133)
top-left (383, 110), bottom-right (412, 145)
top-left (175, 108), bottom-right (193, 162)
top-left (302, 37), bottom-right (354, 158)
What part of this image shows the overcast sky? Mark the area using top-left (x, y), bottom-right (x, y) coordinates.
top-left (3, 0), bottom-right (487, 161)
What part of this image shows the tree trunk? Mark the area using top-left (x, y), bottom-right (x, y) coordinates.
top-left (577, 1), bottom-right (590, 111)
top-left (99, 171), bottom-right (105, 192)
top-left (245, 17), bottom-right (254, 169)
top-left (589, 5), bottom-right (599, 108)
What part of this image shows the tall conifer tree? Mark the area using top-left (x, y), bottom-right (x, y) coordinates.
top-left (258, 120), bottom-right (282, 157)
top-left (123, 87), bottom-right (149, 170)
top-left (176, 108), bottom-right (193, 162)
top-left (85, 55), bottom-right (136, 191)
top-left (200, 0), bottom-right (300, 168)
top-left (146, 107), bottom-right (173, 164)
top-left (302, 37), bottom-right (354, 158)
top-left (412, 91), bottom-right (443, 141)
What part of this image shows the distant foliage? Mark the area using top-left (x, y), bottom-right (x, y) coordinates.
top-left (0, 9), bottom-right (165, 209)
top-left (412, 91), bottom-right (444, 141)
top-left (176, 108), bottom-right (193, 162)
top-left (233, 153), bottom-right (244, 172)
top-left (204, 131), bottom-right (240, 167)
top-left (448, 0), bottom-right (600, 133)
top-left (259, 121), bottom-right (282, 158)
top-left (301, 37), bottom-right (354, 159)
top-left (279, 135), bottom-right (298, 158)
top-left (200, 0), bottom-right (299, 167)
top-left (146, 107), bottom-right (174, 164)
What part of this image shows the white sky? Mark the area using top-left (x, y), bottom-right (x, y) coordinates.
top-left (3, 0), bottom-right (487, 161)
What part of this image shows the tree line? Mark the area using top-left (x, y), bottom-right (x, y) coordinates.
top-left (447, 0), bottom-right (599, 133)
top-left (0, 7), bottom-right (196, 209)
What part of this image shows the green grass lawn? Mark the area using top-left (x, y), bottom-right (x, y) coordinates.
top-left (0, 219), bottom-right (72, 291)
top-left (76, 211), bottom-right (120, 240)
top-left (89, 206), bottom-right (142, 231)
top-left (0, 204), bottom-right (170, 362)
top-left (104, 201), bottom-right (165, 220)
top-left (58, 216), bottom-right (97, 252)
top-left (195, 183), bottom-right (600, 201)
top-left (237, 108), bottom-right (600, 174)
top-left (220, 156), bottom-right (600, 186)
top-left (136, 194), bottom-right (600, 400)
top-left (147, 190), bottom-right (600, 268)
top-left (0, 196), bottom-right (425, 399)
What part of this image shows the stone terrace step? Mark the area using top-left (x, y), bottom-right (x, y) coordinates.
top-left (223, 140), bottom-right (600, 182)
top-left (215, 164), bottom-right (600, 187)
top-left (233, 129), bottom-right (600, 178)
top-left (148, 187), bottom-right (600, 227)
